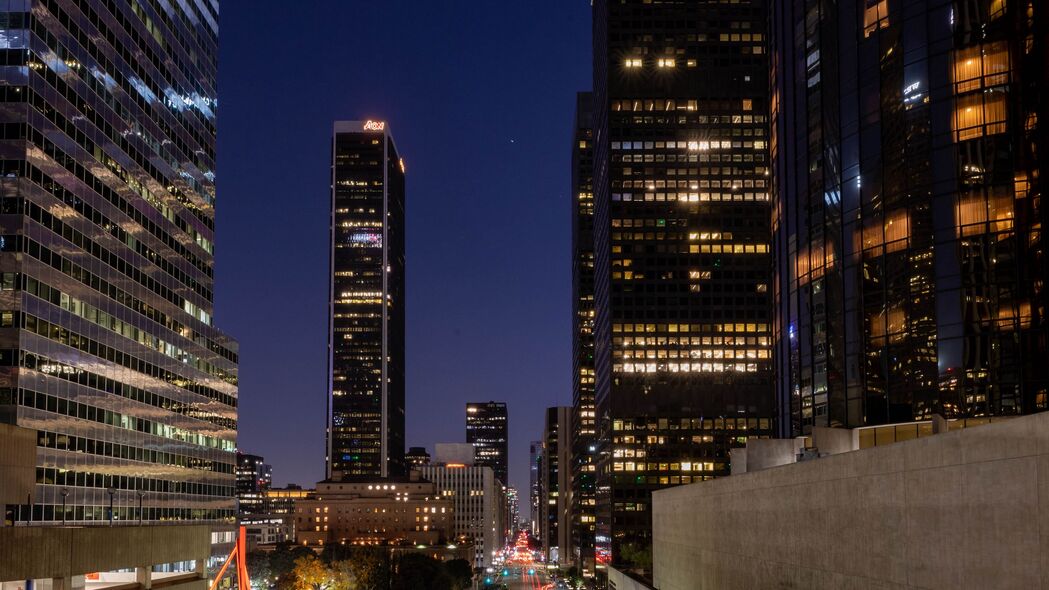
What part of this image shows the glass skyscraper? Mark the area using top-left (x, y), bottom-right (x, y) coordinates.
top-left (328, 120), bottom-right (406, 479)
top-left (570, 91), bottom-right (597, 576)
top-left (770, 0), bottom-right (1048, 436)
top-left (591, 0), bottom-right (775, 569)
top-left (465, 401), bottom-right (508, 484)
top-left (0, 0), bottom-right (238, 525)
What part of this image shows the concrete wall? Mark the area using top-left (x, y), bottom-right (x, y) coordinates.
top-left (0, 424), bottom-right (37, 505)
top-left (0, 525), bottom-right (211, 582)
top-left (652, 411), bottom-right (1049, 590)
top-left (607, 566), bottom-right (654, 590)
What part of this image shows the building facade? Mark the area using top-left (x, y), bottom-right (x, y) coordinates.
top-left (465, 401), bottom-right (508, 484)
top-left (420, 464), bottom-right (503, 568)
top-left (590, 0), bottom-right (776, 568)
top-left (541, 406), bottom-right (572, 564)
top-left (0, 0), bottom-right (238, 526)
top-left (528, 439), bottom-right (542, 533)
top-left (570, 91), bottom-right (598, 576)
top-left (405, 446), bottom-right (431, 468)
top-left (770, 0), bottom-right (1048, 435)
top-left (236, 452), bottom-right (272, 514)
top-left (328, 120), bottom-right (406, 479)
top-left (296, 476), bottom-right (452, 547)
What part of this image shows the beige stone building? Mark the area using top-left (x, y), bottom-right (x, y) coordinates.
top-left (296, 475), bottom-right (453, 547)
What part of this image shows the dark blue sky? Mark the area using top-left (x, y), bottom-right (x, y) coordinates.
top-left (215, 1), bottom-right (591, 495)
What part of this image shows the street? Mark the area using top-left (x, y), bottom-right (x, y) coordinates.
top-left (481, 566), bottom-right (557, 590)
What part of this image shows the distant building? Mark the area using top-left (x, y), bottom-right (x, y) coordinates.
top-left (296, 475), bottom-right (452, 547)
top-left (236, 453), bottom-right (272, 514)
top-left (328, 120), bottom-right (407, 479)
top-left (542, 407), bottom-right (572, 563)
top-left (529, 440), bottom-right (543, 533)
top-left (241, 514), bottom-right (294, 548)
top-left (505, 486), bottom-right (520, 537)
top-left (434, 443), bottom-right (476, 466)
top-left (420, 464), bottom-right (504, 568)
top-left (466, 402), bottom-right (508, 484)
top-left (406, 446), bottom-right (431, 468)
top-left (262, 485), bottom-right (313, 515)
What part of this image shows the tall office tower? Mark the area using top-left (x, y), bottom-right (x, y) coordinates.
top-left (0, 0), bottom-right (238, 526)
top-left (465, 401), bottom-right (508, 484)
top-left (770, 0), bottom-right (1048, 436)
top-left (541, 406), bottom-right (572, 563)
top-left (570, 91), bottom-right (597, 576)
top-left (328, 120), bottom-right (406, 479)
top-left (236, 453), bottom-right (272, 515)
top-left (528, 440), bottom-right (542, 533)
top-left (591, 0), bottom-right (775, 568)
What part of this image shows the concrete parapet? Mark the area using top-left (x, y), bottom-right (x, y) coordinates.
top-left (652, 411), bottom-right (1049, 590)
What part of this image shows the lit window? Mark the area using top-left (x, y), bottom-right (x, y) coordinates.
top-left (657, 58), bottom-right (676, 68)
top-left (953, 42), bottom-right (1010, 93)
top-left (863, 0), bottom-right (890, 37)
top-left (624, 58), bottom-right (643, 68)
top-left (953, 92), bottom-right (1008, 141)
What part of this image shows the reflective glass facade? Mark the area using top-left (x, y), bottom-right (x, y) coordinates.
top-left (465, 401), bottom-right (507, 484)
top-left (328, 121), bottom-right (406, 479)
top-left (770, 0), bottom-right (1048, 436)
top-left (0, 0), bottom-right (237, 525)
top-left (591, 0), bottom-right (775, 569)
top-left (570, 91), bottom-right (596, 575)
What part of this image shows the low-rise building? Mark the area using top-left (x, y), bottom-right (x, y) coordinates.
top-left (295, 475), bottom-right (452, 547)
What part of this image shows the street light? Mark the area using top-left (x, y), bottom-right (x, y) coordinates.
top-left (107, 488), bottom-right (116, 526)
top-left (59, 488), bottom-right (69, 525)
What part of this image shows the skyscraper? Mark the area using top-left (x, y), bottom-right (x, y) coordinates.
top-left (465, 401), bottom-right (508, 484)
top-left (591, 0), bottom-right (775, 568)
top-left (541, 406), bottom-right (572, 563)
top-left (770, 0), bottom-right (1048, 435)
top-left (528, 439), bottom-right (543, 533)
top-left (236, 452), bottom-right (272, 515)
top-left (570, 91), bottom-right (597, 576)
top-left (0, 0), bottom-right (238, 526)
top-left (328, 120), bottom-right (406, 479)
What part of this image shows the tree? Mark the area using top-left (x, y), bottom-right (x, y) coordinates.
top-left (618, 542), bottom-right (652, 572)
top-left (340, 548), bottom-right (389, 590)
top-left (443, 559), bottom-right (473, 590)
top-left (391, 553), bottom-right (452, 590)
top-left (247, 551), bottom-right (274, 589)
top-left (291, 555), bottom-right (332, 590)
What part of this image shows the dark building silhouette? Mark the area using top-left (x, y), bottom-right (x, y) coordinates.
top-left (590, 0), bottom-right (776, 568)
top-left (770, 0), bottom-right (1049, 435)
top-left (570, 91), bottom-right (597, 576)
top-left (328, 120), bottom-right (406, 479)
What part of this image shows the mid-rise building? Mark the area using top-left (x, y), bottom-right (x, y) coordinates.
top-left (236, 452), bottom-right (272, 514)
top-left (570, 90), bottom-right (598, 577)
top-left (590, 0), bottom-right (776, 569)
top-left (420, 464), bottom-right (504, 568)
top-left (0, 0), bottom-right (238, 529)
top-left (465, 401), bottom-right (508, 484)
top-left (405, 446), bottom-right (431, 468)
top-left (295, 476), bottom-right (452, 547)
top-left (328, 120), bottom-right (406, 479)
top-left (261, 485), bottom-right (313, 516)
top-left (541, 407), bottom-right (572, 563)
top-left (770, 0), bottom-right (1048, 435)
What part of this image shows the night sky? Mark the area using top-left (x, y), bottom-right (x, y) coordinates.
top-left (215, 1), bottom-right (591, 497)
